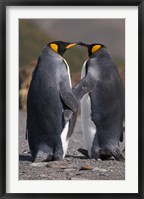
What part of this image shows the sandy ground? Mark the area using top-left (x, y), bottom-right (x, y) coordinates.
top-left (19, 110), bottom-right (125, 180)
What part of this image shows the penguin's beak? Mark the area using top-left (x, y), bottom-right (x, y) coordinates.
top-left (78, 42), bottom-right (88, 48)
top-left (66, 43), bottom-right (77, 49)
top-left (78, 42), bottom-right (85, 46)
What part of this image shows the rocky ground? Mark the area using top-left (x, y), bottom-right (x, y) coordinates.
top-left (19, 110), bottom-right (125, 180)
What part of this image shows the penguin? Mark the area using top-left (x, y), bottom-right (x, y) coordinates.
top-left (73, 42), bottom-right (125, 161)
top-left (26, 41), bottom-right (78, 162)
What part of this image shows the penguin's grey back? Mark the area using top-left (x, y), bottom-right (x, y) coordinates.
top-left (80, 47), bottom-right (124, 159)
top-left (27, 46), bottom-right (72, 161)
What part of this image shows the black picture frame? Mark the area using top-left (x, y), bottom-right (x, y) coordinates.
top-left (0, 0), bottom-right (144, 198)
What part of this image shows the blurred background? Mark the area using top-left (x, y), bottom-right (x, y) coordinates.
top-left (19, 19), bottom-right (125, 110)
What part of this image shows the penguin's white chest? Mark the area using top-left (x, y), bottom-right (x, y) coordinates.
top-left (81, 61), bottom-right (97, 157)
top-left (60, 59), bottom-right (71, 158)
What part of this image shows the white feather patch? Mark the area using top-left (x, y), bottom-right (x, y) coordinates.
top-left (62, 58), bottom-right (72, 88)
top-left (81, 61), bottom-right (97, 157)
top-left (61, 58), bottom-right (71, 158)
top-left (61, 122), bottom-right (69, 158)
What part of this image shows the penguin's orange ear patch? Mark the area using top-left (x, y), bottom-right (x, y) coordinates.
top-left (50, 43), bottom-right (58, 53)
top-left (92, 45), bottom-right (101, 54)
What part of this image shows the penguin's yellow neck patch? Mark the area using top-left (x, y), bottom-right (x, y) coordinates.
top-left (92, 45), bottom-right (101, 54)
top-left (50, 43), bottom-right (58, 53)
top-left (66, 43), bottom-right (76, 49)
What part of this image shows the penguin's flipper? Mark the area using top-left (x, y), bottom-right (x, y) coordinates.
top-left (64, 109), bottom-right (73, 121)
top-left (59, 81), bottom-right (79, 114)
top-left (67, 112), bottom-right (77, 139)
top-left (73, 75), bottom-right (95, 100)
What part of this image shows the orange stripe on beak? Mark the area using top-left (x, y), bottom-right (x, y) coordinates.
top-left (66, 43), bottom-right (76, 49)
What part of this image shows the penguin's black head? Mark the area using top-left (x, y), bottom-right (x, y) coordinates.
top-left (78, 42), bottom-right (106, 57)
top-left (48, 41), bottom-right (76, 56)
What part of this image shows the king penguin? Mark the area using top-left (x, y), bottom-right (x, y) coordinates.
top-left (73, 42), bottom-right (125, 161)
top-left (26, 41), bottom-right (78, 162)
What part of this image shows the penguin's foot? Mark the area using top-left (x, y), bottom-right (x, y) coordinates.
top-left (30, 151), bottom-right (37, 162)
top-left (53, 144), bottom-right (64, 161)
top-left (78, 148), bottom-right (89, 158)
top-left (100, 147), bottom-right (125, 162)
top-left (43, 154), bottom-right (54, 162)
top-left (99, 148), bottom-right (113, 160)
top-left (114, 153), bottom-right (125, 162)
top-left (110, 148), bottom-right (125, 162)
top-left (53, 153), bottom-right (63, 161)
top-left (34, 151), bottom-right (54, 162)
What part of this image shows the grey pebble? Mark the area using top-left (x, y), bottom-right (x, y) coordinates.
top-left (63, 168), bottom-right (76, 172)
top-left (92, 167), bottom-right (107, 172)
top-left (39, 174), bottom-right (48, 178)
top-left (26, 175), bottom-right (32, 178)
top-left (30, 162), bottom-right (47, 167)
top-left (80, 165), bottom-right (94, 170)
top-left (23, 150), bottom-right (30, 154)
top-left (99, 173), bottom-right (109, 177)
